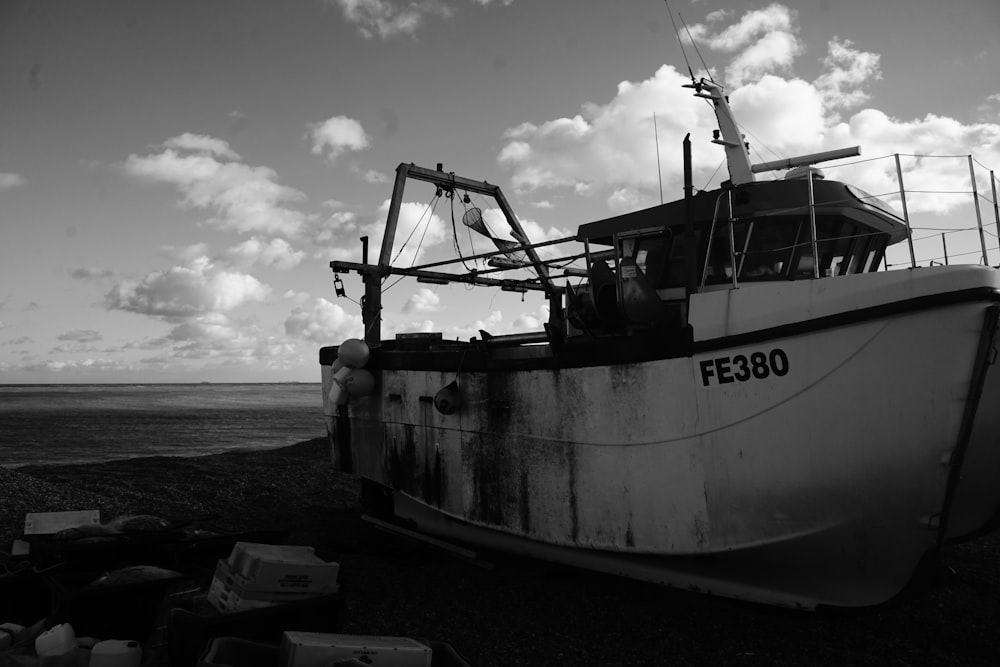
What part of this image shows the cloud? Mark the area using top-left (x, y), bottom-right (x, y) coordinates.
top-left (308, 116), bottom-right (370, 162)
top-left (351, 164), bottom-right (390, 183)
top-left (70, 267), bottom-right (115, 280)
top-left (161, 243), bottom-right (211, 263)
top-left (283, 289), bottom-right (312, 304)
top-left (445, 309), bottom-right (504, 341)
top-left (57, 329), bottom-right (103, 343)
top-left (51, 343), bottom-right (101, 354)
top-left (497, 64), bottom-right (710, 202)
top-left (20, 358), bottom-right (135, 374)
top-left (222, 237), bottom-right (305, 270)
top-left (284, 297), bottom-right (363, 344)
top-left (123, 135), bottom-right (310, 237)
top-left (686, 3), bottom-right (803, 86)
top-left (823, 110), bottom-right (1000, 215)
top-left (329, 0), bottom-right (451, 39)
top-left (105, 257), bottom-right (271, 318)
top-left (163, 133), bottom-right (241, 159)
top-left (814, 38), bottom-right (881, 112)
top-left (0, 173), bottom-right (26, 190)
top-left (156, 313), bottom-right (257, 359)
top-left (512, 303), bottom-right (549, 331)
top-left (344, 200), bottom-right (447, 266)
top-left (2, 335), bottom-right (33, 346)
top-left (495, 4), bottom-right (999, 219)
top-left (402, 287), bottom-right (441, 313)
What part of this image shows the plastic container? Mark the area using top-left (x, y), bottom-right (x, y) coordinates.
top-left (34, 622), bottom-right (76, 657)
top-left (224, 543), bottom-right (340, 593)
top-left (90, 639), bottom-right (142, 667)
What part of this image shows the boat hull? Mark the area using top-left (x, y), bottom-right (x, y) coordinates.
top-left (322, 269), bottom-right (1000, 608)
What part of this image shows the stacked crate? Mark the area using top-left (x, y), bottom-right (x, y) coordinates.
top-left (207, 543), bottom-right (340, 613)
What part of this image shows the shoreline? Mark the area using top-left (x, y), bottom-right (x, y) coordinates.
top-left (3, 439), bottom-right (1000, 665)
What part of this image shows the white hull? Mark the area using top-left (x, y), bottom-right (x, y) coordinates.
top-left (324, 266), bottom-right (1000, 608)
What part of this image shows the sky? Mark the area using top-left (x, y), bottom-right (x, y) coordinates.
top-left (1, 0), bottom-right (999, 383)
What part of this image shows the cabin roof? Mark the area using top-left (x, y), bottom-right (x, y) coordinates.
top-left (576, 179), bottom-right (909, 246)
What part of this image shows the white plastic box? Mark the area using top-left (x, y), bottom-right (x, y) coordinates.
top-left (206, 570), bottom-right (325, 612)
top-left (280, 632), bottom-right (432, 667)
top-left (221, 543), bottom-right (340, 594)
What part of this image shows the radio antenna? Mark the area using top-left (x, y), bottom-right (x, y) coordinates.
top-left (663, 1), bottom-right (696, 82)
top-left (681, 15), bottom-right (715, 83)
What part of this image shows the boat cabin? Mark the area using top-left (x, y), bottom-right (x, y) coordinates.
top-left (567, 171), bottom-right (909, 338)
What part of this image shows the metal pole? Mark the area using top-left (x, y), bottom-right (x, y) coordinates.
top-left (654, 113), bottom-right (663, 205)
top-left (943, 233), bottom-right (949, 266)
top-left (969, 156), bottom-right (988, 265)
top-left (807, 169), bottom-right (820, 278)
top-left (991, 170), bottom-right (1000, 266)
top-left (727, 190), bottom-right (738, 289)
top-left (894, 154), bottom-right (916, 268)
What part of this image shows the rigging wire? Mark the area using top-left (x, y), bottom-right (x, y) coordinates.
top-left (390, 195), bottom-right (438, 268)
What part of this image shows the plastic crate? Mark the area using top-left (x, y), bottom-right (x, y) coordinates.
top-left (223, 544), bottom-right (340, 594)
top-left (206, 574), bottom-right (326, 613)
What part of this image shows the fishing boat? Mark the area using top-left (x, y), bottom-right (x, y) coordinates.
top-left (319, 77), bottom-right (1000, 608)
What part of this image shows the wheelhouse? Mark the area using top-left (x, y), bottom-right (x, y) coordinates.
top-left (567, 172), bottom-right (910, 338)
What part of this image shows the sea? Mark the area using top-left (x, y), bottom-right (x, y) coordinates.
top-left (0, 384), bottom-right (327, 468)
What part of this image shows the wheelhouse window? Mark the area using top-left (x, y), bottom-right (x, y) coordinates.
top-left (699, 215), bottom-right (889, 285)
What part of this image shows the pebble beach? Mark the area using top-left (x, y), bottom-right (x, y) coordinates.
top-left (3, 438), bottom-right (1000, 666)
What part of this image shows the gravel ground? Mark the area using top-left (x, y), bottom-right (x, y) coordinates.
top-left (3, 438), bottom-right (1000, 666)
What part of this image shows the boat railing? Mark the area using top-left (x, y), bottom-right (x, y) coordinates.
top-left (811, 153), bottom-right (1000, 269)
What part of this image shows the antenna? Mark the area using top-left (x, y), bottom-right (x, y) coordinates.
top-left (653, 112), bottom-right (663, 204)
top-left (681, 14), bottom-right (715, 83)
top-left (663, 1), bottom-right (695, 81)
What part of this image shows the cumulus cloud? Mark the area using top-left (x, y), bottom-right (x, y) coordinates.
top-left (163, 133), bottom-right (241, 159)
top-left (155, 313), bottom-right (257, 359)
top-left (824, 110), bottom-right (1000, 215)
top-left (105, 257), bottom-right (270, 318)
top-left (308, 116), bottom-right (370, 162)
top-left (123, 135), bottom-right (310, 237)
top-left (222, 237), bottom-right (305, 270)
top-left (284, 297), bottom-right (363, 344)
top-left (353, 200), bottom-right (448, 266)
top-left (496, 4), bottom-right (999, 219)
top-left (512, 303), bottom-right (549, 331)
top-left (402, 287), bottom-right (441, 313)
top-left (686, 3), bottom-right (803, 87)
top-left (814, 38), bottom-right (881, 111)
top-left (0, 173), bottom-right (26, 190)
top-left (497, 64), bottom-right (709, 202)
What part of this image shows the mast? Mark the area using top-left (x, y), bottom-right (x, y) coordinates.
top-left (684, 79), bottom-right (754, 186)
